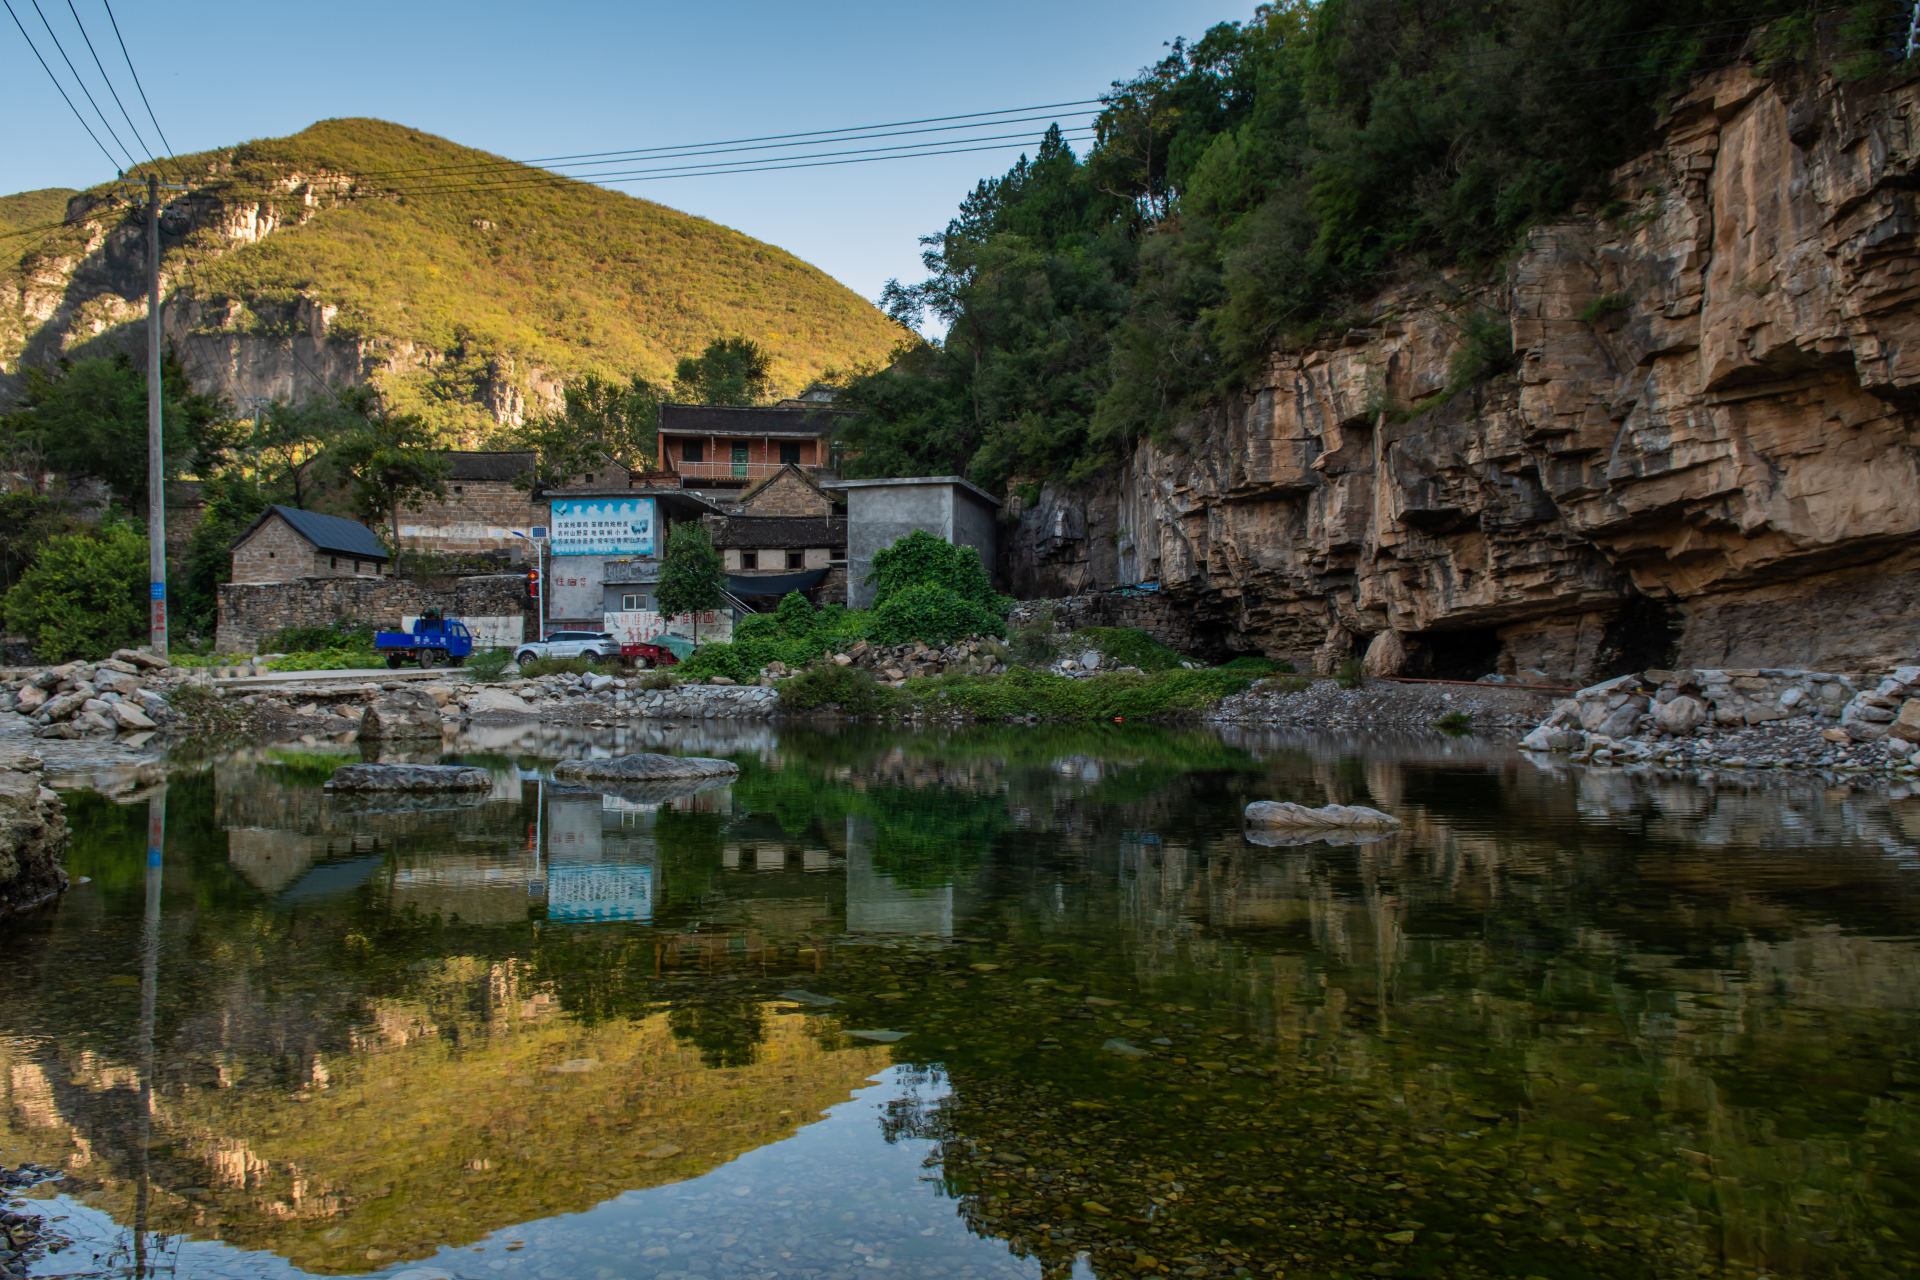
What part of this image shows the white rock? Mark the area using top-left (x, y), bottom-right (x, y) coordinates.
top-left (1245, 801), bottom-right (1402, 830)
top-left (1654, 695), bottom-right (1706, 735)
top-left (465, 687), bottom-right (535, 715)
top-left (1079, 650), bottom-right (1102, 670)
top-left (111, 700), bottom-right (156, 729)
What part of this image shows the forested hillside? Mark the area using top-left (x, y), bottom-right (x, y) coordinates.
top-left (0, 119), bottom-right (903, 435)
top-left (839, 0), bottom-right (1911, 492)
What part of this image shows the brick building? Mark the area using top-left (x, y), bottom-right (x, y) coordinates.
top-left (656, 404), bottom-right (841, 494)
top-left (703, 465), bottom-right (848, 605)
top-left (229, 506), bottom-right (389, 584)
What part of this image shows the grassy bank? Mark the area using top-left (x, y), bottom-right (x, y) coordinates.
top-left (779, 664), bottom-right (1254, 723)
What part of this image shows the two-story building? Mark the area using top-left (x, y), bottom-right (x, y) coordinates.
top-left (655, 403), bottom-right (841, 495)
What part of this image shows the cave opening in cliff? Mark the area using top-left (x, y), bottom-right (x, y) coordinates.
top-left (1420, 627), bottom-right (1504, 681)
top-left (1594, 595), bottom-right (1683, 679)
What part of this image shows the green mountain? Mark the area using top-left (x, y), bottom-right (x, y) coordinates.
top-left (0, 119), bottom-right (904, 435)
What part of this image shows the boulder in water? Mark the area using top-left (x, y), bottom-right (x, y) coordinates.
top-left (325, 764), bottom-right (492, 791)
top-left (1244, 800), bottom-right (1402, 830)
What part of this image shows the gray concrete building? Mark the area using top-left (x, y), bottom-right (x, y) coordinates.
top-left (823, 476), bottom-right (1002, 608)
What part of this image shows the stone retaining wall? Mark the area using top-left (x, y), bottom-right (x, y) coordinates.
top-left (216, 575), bottom-right (534, 652)
top-left (1006, 592), bottom-right (1227, 660)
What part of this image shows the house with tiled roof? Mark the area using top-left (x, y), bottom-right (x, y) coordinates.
top-left (229, 506), bottom-right (390, 583)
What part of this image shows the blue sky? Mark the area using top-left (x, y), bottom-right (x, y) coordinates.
top-left (3, 0), bottom-right (1243, 312)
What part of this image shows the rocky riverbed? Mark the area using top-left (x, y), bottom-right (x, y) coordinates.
top-left (1204, 675), bottom-right (1556, 733)
top-left (1521, 664), bottom-right (1920, 788)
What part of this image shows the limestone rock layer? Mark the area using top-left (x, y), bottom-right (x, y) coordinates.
top-left (1007, 67), bottom-right (1920, 681)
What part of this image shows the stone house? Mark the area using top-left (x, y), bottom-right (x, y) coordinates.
top-left (702, 465), bottom-right (848, 605)
top-left (394, 451), bottom-right (559, 555)
top-left (229, 506), bottom-right (390, 584)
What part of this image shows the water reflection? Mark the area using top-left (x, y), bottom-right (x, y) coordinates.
top-left (0, 723), bottom-right (1915, 1280)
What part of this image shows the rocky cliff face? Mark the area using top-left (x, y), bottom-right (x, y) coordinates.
top-left (4, 174), bottom-right (558, 429)
top-left (1008, 66), bottom-right (1920, 681)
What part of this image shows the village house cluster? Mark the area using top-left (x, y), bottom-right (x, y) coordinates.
top-left (219, 401), bottom-right (999, 650)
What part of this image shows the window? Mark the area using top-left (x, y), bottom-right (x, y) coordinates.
top-left (354, 561), bottom-right (363, 573)
top-left (268, 551), bottom-right (275, 559)
top-left (741, 551), bottom-right (758, 570)
top-left (780, 442), bottom-right (801, 465)
top-left (786, 549), bottom-right (804, 569)
top-left (329, 556), bottom-right (337, 569)
top-left (453, 485), bottom-right (463, 494)
top-left (584, 474), bottom-right (595, 484)
top-left (621, 593), bottom-right (647, 611)
top-left (681, 440), bottom-right (704, 463)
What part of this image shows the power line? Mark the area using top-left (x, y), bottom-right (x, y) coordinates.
top-left (100, 0), bottom-right (173, 158)
top-left (347, 99), bottom-right (1112, 180)
top-left (63, 0), bottom-right (152, 161)
top-left (375, 128), bottom-right (1102, 198)
top-left (1, 0), bottom-right (119, 170)
top-left (26, 0), bottom-right (138, 168)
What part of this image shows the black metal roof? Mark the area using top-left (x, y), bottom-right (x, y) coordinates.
top-left (232, 505), bottom-right (389, 559)
top-left (706, 516), bottom-right (846, 549)
top-left (658, 403), bottom-right (843, 439)
top-left (446, 451), bottom-right (535, 482)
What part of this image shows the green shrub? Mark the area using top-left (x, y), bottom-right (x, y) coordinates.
top-left (465, 647), bottom-right (514, 682)
top-left (868, 528), bottom-right (1006, 613)
top-left (778, 663), bottom-right (896, 716)
top-left (267, 647), bottom-right (380, 671)
top-left (2, 522), bottom-right (147, 662)
top-left (899, 666), bottom-right (1251, 722)
top-left (871, 582), bottom-right (1006, 646)
top-left (1219, 654), bottom-right (1297, 674)
top-left (1259, 675), bottom-right (1313, 695)
top-left (1446, 311), bottom-right (1516, 392)
top-left (1434, 710), bottom-right (1475, 734)
top-left (1335, 657), bottom-right (1366, 689)
top-left (635, 667), bottom-right (676, 690)
top-left (1067, 626), bottom-right (1185, 672)
top-left (262, 619), bottom-right (374, 653)
top-left (1579, 292), bottom-right (1632, 325)
top-left (679, 592), bottom-right (877, 682)
top-left (1009, 605), bottom-right (1059, 667)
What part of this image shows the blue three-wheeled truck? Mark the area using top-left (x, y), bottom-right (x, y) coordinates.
top-left (373, 612), bottom-right (475, 669)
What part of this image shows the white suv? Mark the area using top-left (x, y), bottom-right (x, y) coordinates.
top-left (514, 631), bottom-right (614, 664)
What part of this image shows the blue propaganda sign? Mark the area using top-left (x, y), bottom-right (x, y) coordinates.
top-left (549, 498), bottom-right (655, 556)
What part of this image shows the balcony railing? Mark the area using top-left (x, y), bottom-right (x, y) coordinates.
top-left (669, 460), bottom-right (825, 482)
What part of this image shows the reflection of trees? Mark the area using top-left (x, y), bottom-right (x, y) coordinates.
top-left (667, 1000), bottom-right (768, 1068)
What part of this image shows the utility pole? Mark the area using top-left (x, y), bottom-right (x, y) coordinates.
top-left (145, 173), bottom-right (167, 656)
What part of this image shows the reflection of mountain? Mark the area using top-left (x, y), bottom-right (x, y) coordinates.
top-left (0, 974), bottom-right (885, 1276)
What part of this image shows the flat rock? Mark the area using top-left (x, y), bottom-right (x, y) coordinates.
top-left (325, 764), bottom-right (493, 792)
top-left (464, 687), bottom-right (535, 716)
top-left (1245, 800), bottom-right (1403, 830)
top-left (552, 753), bottom-right (739, 782)
top-left (359, 688), bottom-right (446, 740)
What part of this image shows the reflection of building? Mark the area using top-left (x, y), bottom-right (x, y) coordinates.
top-left (845, 816), bottom-right (952, 935)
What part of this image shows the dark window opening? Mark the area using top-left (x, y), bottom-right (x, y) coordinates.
top-left (780, 442), bottom-right (801, 465)
top-left (741, 551), bottom-right (758, 571)
top-left (786, 550), bottom-right (804, 570)
top-left (453, 485), bottom-right (463, 494)
top-left (681, 440), bottom-right (704, 463)
top-left (584, 474), bottom-right (595, 484)
top-left (329, 556), bottom-right (337, 569)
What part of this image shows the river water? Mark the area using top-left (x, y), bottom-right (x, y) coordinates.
top-left (1, 723), bottom-right (1917, 1280)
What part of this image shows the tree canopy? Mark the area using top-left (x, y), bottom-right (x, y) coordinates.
top-left (673, 337), bottom-right (774, 406)
top-left (837, 0), bottom-right (1906, 492)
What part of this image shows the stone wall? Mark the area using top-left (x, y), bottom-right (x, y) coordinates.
top-left (216, 574), bottom-right (534, 652)
top-left (1004, 65), bottom-right (1920, 682)
top-left (1006, 592), bottom-right (1228, 660)
top-left (397, 479), bottom-right (544, 553)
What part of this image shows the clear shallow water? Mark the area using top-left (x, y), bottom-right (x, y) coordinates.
top-left (2, 723), bottom-right (1918, 1280)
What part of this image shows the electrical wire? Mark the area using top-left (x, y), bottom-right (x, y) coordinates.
top-left (1, 0), bottom-right (119, 170)
top-left (101, 0), bottom-right (173, 158)
top-left (63, 0), bottom-right (152, 161)
top-left (26, 0), bottom-right (137, 168)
